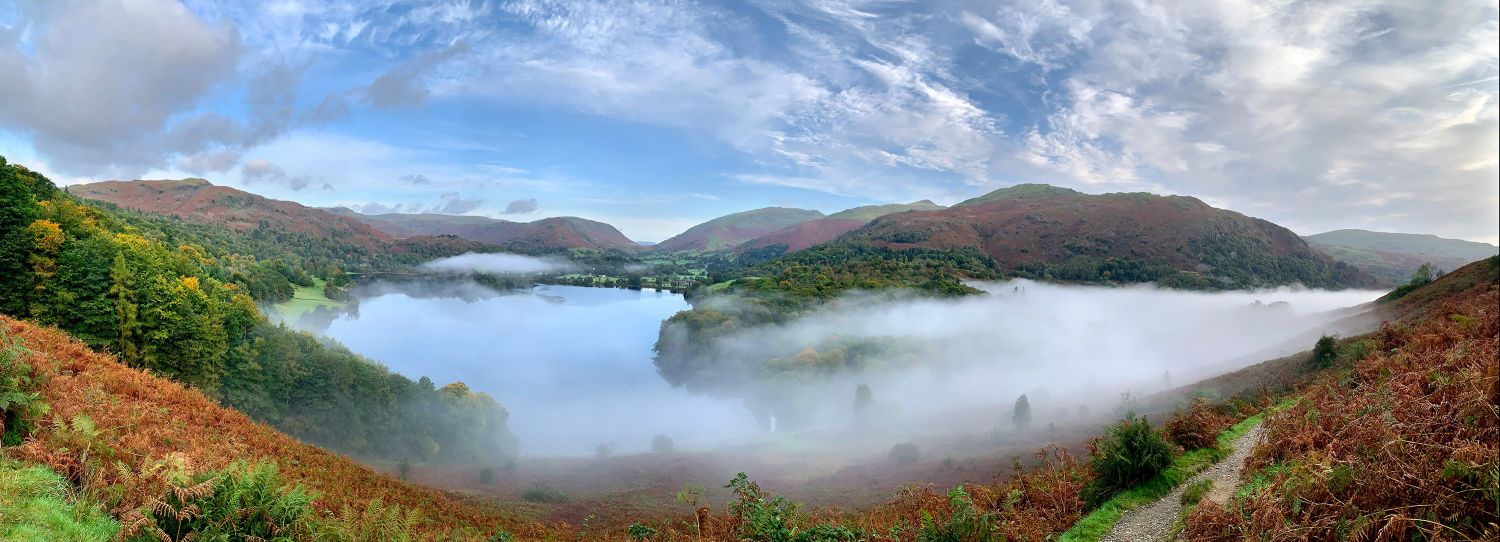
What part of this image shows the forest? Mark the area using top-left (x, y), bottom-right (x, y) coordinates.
top-left (0, 156), bottom-right (517, 465)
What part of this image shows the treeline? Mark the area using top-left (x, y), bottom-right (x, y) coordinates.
top-left (0, 156), bottom-right (516, 464)
top-left (652, 243), bottom-right (995, 408)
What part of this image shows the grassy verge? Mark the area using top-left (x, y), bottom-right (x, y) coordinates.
top-left (1058, 401), bottom-right (1293, 542)
top-left (274, 277), bottom-right (345, 323)
top-left (0, 459), bottom-right (118, 542)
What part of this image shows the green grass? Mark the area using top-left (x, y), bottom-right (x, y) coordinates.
top-left (1058, 403), bottom-right (1287, 542)
top-left (274, 278), bottom-right (345, 323)
top-left (0, 459), bottom-right (118, 542)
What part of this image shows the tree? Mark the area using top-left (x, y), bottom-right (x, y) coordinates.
top-left (1013, 393), bottom-right (1032, 429)
top-left (854, 383), bottom-right (873, 410)
top-left (651, 433), bottom-right (675, 454)
top-left (1312, 335), bottom-right (1338, 368)
top-left (109, 252), bottom-right (141, 366)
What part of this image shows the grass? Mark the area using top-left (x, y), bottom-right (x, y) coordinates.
top-left (274, 277), bottom-right (344, 322)
top-left (1057, 402), bottom-right (1290, 542)
top-left (0, 458), bottom-right (118, 542)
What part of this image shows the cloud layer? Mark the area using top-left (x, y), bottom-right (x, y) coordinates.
top-left (0, 0), bottom-right (1494, 241)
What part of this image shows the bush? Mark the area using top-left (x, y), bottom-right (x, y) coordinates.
top-left (889, 442), bottom-right (920, 464)
top-left (1311, 335), bottom-right (1338, 368)
top-left (651, 434), bottom-right (675, 454)
top-left (627, 522), bottom-right (657, 541)
top-left (124, 461), bottom-right (315, 542)
top-left (1083, 413), bottom-right (1177, 506)
top-left (478, 467), bottom-right (495, 485)
top-left (521, 482), bottom-right (568, 503)
top-left (1163, 399), bottom-right (1228, 450)
top-left (0, 333), bottom-right (48, 446)
top-left (916, 486), bottom-right (999, 542)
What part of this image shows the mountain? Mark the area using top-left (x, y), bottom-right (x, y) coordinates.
top-left (656, 207), bottom-right (824, 252)
top-left (837, 184), bottom-right (1378, 290)
top-left (338, 211), bottom-right (638, 251)
top-left (69, 179), bottom-right (392, 251)
top-left (737, 200), bottom-right (945, 257)
top-left (1305, 229), bottom-right (1498, 285)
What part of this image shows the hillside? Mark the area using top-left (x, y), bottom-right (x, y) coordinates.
top-left (737, 200), bottom-right (945, 257)
top-left (69, 179), bottom-right (392, 251)
top-left (655, 207), bottom-right (824, 252)
top-left (841, 184), bottom-right (1378, 290)
top-left (1306, 228), bottom-right (1498, 285)
top-left (1, 315), bottom-right (541, 540)
top-left (339, 211), bottom-right (638, 251)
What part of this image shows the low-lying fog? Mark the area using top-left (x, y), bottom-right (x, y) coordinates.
top-left (314, 278), bottom-right (1384, 458)
top-left (322, 284), bottom-right (758, 455)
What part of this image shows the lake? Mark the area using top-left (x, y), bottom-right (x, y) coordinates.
top-left (323, 283), bottom-right (759, 455)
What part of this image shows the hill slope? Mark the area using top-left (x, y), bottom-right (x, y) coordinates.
top-left (656, 207), bottom-right (824, 252)
top-left (338, 211), bottom-right (637, 251)
top-left (738, 201), bottom-right (945, 257)
top-left (841, 185), bottom-right (1378, 289)
top-left (1305, 229), bottom-right (1498, 285)
top-left (1, 315), bottom-right (541, 540)
top-left (69, 179), bottom-right (392, 251)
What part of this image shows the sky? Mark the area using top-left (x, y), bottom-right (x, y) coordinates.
top-left (0, 0), bottom-right (1496, 243)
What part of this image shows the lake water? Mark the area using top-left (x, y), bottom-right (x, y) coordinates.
top-left (323, 283), bottom-right (759, 455)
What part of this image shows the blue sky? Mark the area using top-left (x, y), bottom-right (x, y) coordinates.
top-left (1, 0), bottom-right (1496, 243)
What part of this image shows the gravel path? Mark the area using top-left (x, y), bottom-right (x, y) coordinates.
top-left (1100, 423), bottom-right (1265, 542)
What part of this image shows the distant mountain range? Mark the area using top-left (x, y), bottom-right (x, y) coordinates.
top-left (328, 209), bottom-right (638, 251)
top-left (69, 178), bottom-right (1483, 290)
top-left (1304, 229), bottom-right (1498, 285)
top-left (829, 184), bottom-right (1379, 289)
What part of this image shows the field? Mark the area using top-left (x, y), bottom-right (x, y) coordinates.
top-left (272, 277), bottom-right (345, 323)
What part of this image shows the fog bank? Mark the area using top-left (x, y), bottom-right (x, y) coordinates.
top-left (420, 252), bottom-right (574, 274)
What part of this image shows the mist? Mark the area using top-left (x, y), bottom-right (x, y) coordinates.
top-left (419, 252), bottom-right (574, 274)
top-left (317, 278), bottom-right (1384, 459)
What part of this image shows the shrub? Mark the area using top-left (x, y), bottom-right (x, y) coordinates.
top-left (1083, 413), bottom-right (1177, 506)
top-left (478, 467), bottom-right (496, 485)
top-left (396, 458), bottom-right (412, 481)
top-left (521, 482), bottom-right (568, 503)
top-left (315, 499), bottom-right (421, 542)
top-left (725, 472), bottom-right (798, 541)
top-left (0, 333), bottom-right (48, 446)
top-left (1163, 399), bottom-right (1228, 450)
top-left (916, 486), bottom-right (999, 542)
top-left (627, 522), bottom-right (657, 541)
top-left (123, 461), bottom-right (315, 542)
top-left (1311, 335), bottom-right (1337, 368)
top-left (651, 434), bottom-right (675, 454)
top-left (889, 442), bottom-right (920, 464)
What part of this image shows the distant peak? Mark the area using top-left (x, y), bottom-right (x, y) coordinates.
top-left (957, 183), bottom-right (1081, 206)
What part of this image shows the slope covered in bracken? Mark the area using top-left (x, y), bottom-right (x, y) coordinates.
top-left (656, 207), bottom-right (824, 252)
top-left (737, 201), bottom-right (944, 257)
top-left (843, 184), bottom-right (1378, 289)
top-left (69, 179), bottom-right (394, 251)
top-left (1185, 264), bottom-right (1498, 540)
top-left (341, 211), bottom-right (639, 251)
top-left (0, 315), bottom-right (547, 540)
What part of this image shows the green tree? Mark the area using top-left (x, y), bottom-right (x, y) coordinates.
top-left (1312, 335), bottom-right (1338, 369)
